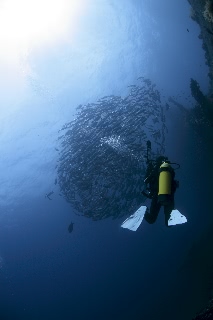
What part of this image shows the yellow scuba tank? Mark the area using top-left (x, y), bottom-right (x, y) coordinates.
top-left (158, 162), bottom-right (172, 204)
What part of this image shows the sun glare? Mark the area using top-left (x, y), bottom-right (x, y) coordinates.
top-left (0, 0), bottom-right (84, 62)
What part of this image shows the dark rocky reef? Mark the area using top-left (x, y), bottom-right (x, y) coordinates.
top-left (187, 4), bottom-right (213, 319)
top-left (190, 78), bottom-right (213, 126)
top-left (188, 0), bottom-right (213, 94)
top-left (187, 1), bottom-right (213, 133)
top-left (168, 77), bottom-right (213, 135)
top-left (192, 299), bottom-right (213, 319)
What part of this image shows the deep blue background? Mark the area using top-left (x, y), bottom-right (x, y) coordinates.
top-left (0, 1), bottom-right (212, 319)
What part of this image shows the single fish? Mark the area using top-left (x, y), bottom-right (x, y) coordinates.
top-left (68, 222), bottom-right (74, 233)
top-left (45, 191), bottom-right (54, 200)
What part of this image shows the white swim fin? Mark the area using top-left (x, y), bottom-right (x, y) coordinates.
top-left (121, 206), bottom-right (147, 231)
top-left (168, 209), bottom-right (187, 226)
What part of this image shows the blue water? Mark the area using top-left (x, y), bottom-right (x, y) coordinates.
top-left (0, 0), bottom-right (212, 319)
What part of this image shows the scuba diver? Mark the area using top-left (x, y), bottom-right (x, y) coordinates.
top-left (121, 140), bottom-right (187, 231)
top-left (142, 141), bottom-right (179, 227)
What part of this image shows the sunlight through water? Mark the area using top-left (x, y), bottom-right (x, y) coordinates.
top-left (0, 0), bottom-right (86, 63)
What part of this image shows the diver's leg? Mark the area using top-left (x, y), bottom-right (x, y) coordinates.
top-left (164, 197), bottom-right (175, 227)
top-left (144, 196), bottom-right (161, 224)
